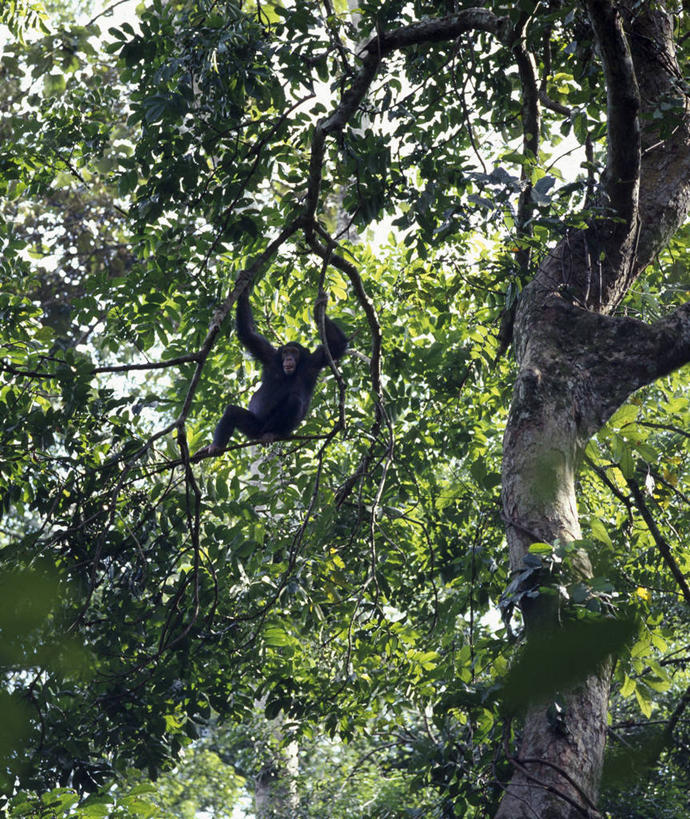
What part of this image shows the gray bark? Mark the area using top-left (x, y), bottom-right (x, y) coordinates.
top-left (496, 2), bottom-right (690, 817)
top-left (254, 739), bottom-right (299, 819)
top-left (291, 4), bottom-right (689, 814)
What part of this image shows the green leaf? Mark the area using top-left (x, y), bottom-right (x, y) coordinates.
top-left (572, 111), bottom-right (588, 144)
top-left (590, 518), bottom-right (613, 547)
top-left (635, 687), bottom-right (653, 718)
top-left (44, 72), bottom-right (66, 96)
top-left (79, 806), bottom-right (110, 818)
top-left (610, 404), bottom-right (640, 428)
top-left (216, 474), bottom-right (229, 500)
top-left (264, 626), bottom-right (291, 646)
top-left (528, 542), bottom-right (553, 555)
top-left (620, 674), bottom-right (636, 698)
top-left (619, 445), bottom-right (635, 479)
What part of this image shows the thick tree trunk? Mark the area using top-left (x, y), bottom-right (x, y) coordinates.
top-left (495, 3), bottom-right (690, 817)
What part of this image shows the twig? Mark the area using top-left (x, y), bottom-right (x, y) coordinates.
top-left (626, 476), bottom-right (690, 606)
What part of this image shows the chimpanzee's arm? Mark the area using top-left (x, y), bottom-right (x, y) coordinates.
top-left (236, 289), bottom-right (276, 365)
top-left (311, 313), bottom-right (348, 369)
top-left (325, 315), bottom-right (348, 361)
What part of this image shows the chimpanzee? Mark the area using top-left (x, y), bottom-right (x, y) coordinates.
top-left (207, 289), bottom-right (347, 455)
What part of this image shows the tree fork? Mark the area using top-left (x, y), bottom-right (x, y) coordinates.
top-left (496, 2), bottom-right (690, 816)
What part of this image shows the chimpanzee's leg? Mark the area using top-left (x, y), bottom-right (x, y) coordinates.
top-left (232, 407), bottom-right (264, 439)
top-left (211, 405), bottom-right (262, 452)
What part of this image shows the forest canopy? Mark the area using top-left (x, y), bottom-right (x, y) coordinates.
top-left (0, 1), bottom-right (689, 817)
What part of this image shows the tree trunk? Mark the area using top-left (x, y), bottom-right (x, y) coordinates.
top-left (496, 3), bottom-right (690, 817)
top-left (254, 738), bottom-right (299, 819)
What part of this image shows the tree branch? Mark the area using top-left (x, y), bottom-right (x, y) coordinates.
top-left (626, 476), bottom-right (690, 606)
top-left (334, 8), bottom-right (507, 136)
top-left (304, 8), bottom-right (508, 222)
top-left (91, 354), bottom-right (201, 374)
top-left (306, 222), bottom-right (382, 399)
top-left (624, 1), bottom-right (690, 272)
top-left (2, 353), bottom-right (203, 381)
top-left (548, 299), bottom-right (690, 436)
top-left (667, 681), bottom-right (690, 738)
top-left (494, 11), bottom-right (541, 364)
top-left (538, 88), bottom-right (572, 117)
top-left (177, 219), bottom-right (303, 425)
top-left (650, 300), bottom-right (690, 377)
top-left (585, 0), bottom-right (641, 228)
top-left (512, 19), bottom-right (541, 278)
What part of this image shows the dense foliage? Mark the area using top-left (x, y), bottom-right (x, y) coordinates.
top-left (0, 0), bottom-right (689, 816)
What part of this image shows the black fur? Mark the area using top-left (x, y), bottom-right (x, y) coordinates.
top-left (211, 291), bottom-right (347, 449)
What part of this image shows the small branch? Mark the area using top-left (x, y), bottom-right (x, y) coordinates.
top-left (232, 432), bottom-right (336, 643)
top-left (512, 39), bottom-right (539, 275)
top-left (306, 223), bottom-right (382, 398)
top-left (516, 757), bottom-right (599, 814)
top-left (0, 361), bottom-right (52, 379)
top-left (501, 512), bottom-right (545, 546)
top-left (493, 8), bottom-right (540, 365)
top-left (640, 420), bottom-right (690, 440)
top-left (456, 66), bottom-right (487, 174)
top-left (648, 465), bottom-right (690, 507)
top-left (320, 0), bottom-right (353, 76)
top-left (304, 223), bottom-right (394, 509)
top-left (538, 25), bottom-right (572, 117)
top-left (200, 94), bottom-right (314, 273)
top-left (538, 89), bottom-right (572, 117)
top-left (91, 353), bottom-right (201, 374)
top-left (154, 425), bottom-right (203, 653)
top-left (584, 457), bottom-right (634, 527)
top-left (667, 682), bottom-right (690, 737)
top-left (3, 352), bottom-right (203, 380)
top-left (584, 133), bottom-right (595, 210)
top-left (315, 253), bottom-right (347, 431)
top-left (86, 0), bottom-right (132, 28)
top-left (626, 477), bottom-right (690, 606)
